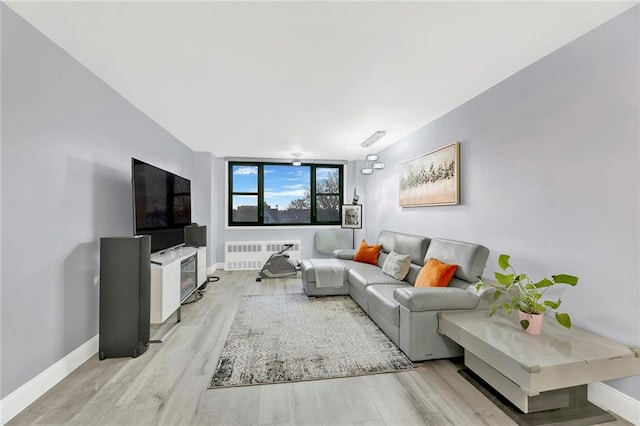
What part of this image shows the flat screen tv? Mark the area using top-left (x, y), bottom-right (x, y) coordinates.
top-left (132, 158), bottom-right (191, 253)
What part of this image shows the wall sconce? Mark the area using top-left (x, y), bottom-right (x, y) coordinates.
top-left (361, 167), bottom-right (373, 175)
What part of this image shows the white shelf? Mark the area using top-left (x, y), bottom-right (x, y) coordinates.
top-left (149, 245), bottom-right (207, 325)
top-left (196, 246), bottom-right (206, 286)
top-left (151, 246), bottom-right (197, 266)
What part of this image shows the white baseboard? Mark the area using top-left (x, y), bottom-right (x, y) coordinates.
top-left (0, 335), bottom-right (98, 425)
top-left (589, 382), bottom-right (640, 425)
top-left (207, 263), bottom-right (224, 274)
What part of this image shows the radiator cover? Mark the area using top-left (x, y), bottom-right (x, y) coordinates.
top-left (224, 241), bottom-right (301, 270)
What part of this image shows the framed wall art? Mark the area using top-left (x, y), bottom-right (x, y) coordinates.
top-left (399, 142), bottom-right (459, 207)
top-left (341, 204), bottom-right (362, 229)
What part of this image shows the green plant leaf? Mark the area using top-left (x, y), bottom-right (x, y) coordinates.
top-left (533, 303), bottom-right (546, 313)
top-left (489, 305), bottom-right (498, 316)
top-left (534, 278), bottom-right (553, 288)
top-left (495, 272), bottom-right (514, 286)
top-left (514, 274), bottom-right (527, 283)
top-left (544, 299), bottom-right (561, 310)
top-left (555, 312), bottom-right (572, 329)
top-left (520, 319), bottom-right (530, 330)
top-left (484, 255), bottom-right (577, 332)
top-left (552, 274), bottom-right (579, 286)
top-left (498, 254), bottom-right (510, 271)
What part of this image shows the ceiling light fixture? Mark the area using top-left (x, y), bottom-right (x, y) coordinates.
top-left (361, 131), bottom-right (386, 175)
top-left (292, 153), bottom-right (302, 166)
top-left (361, 131), bottom-right (386, 147)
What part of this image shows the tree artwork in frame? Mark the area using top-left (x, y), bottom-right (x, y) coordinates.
top-left (399, 142), bottom-right (460, 207)
top-left (341, 204), bottom-right (362, 229)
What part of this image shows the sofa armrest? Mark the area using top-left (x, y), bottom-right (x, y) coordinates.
top-left (394, 287), bottom-right (480, 312)
top-left (333, 249), bottom-right (356, 260)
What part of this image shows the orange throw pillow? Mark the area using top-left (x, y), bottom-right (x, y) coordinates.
top-left (353, 240), bottom-right (382, 265)
top-left (415, 258), bottom-right (458, 288)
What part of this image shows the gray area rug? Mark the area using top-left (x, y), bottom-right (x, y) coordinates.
top-left (209, 293), bottom-right (415, 388)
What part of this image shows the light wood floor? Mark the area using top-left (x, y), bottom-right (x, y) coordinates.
top-left (8, 271), bottom-right (631, 425)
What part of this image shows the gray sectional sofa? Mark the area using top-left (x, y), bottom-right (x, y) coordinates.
top-left (300, 230), bottom-right (490, 362)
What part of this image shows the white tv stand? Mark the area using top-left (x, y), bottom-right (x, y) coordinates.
top-left (149, 245), bottom-right (206, 342)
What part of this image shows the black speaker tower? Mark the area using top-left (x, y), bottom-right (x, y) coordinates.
top-left (99, 235), bottom-right (151, 360)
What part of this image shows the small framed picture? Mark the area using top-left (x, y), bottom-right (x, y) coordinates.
top-left (341, 204), bottom-right (362, 229)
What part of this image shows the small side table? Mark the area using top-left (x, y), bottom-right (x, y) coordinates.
top-left (438, 310), bottom-right (640, 418)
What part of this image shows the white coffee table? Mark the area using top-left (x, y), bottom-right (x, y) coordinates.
top-left (438, 310), bottom-right (640, 415)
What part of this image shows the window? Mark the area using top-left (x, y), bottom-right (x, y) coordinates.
top-left (229, 162), bottom-right (343, 226)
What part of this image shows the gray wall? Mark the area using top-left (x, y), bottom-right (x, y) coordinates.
top-left (357, 6), bottom-right (640, 399)
top-left (193, 152), bottom-right (216, 267)
top-left (0, 5), bottom-right (208, 398)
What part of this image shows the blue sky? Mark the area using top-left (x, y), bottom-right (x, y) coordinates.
top-left (264, 165), bottom-right (309, 209)
top-left (232, 165), bottom-right (310, 210)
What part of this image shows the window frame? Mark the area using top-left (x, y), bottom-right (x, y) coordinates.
top-left (228, 161), bottom-right (344, 227)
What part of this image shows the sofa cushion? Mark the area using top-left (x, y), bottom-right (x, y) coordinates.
top-left (394, 233), bottom-right (431, 266)
top-left (394, 286), bottom-right (481, 312)
top-left (415, 258), bottom-right (458, 288)
top-left (353, 240), bottom-right (382, 265)
top-left (347, 270), bottom-right (373, 297)
top-left (404, 263), bottom-right (422, 286)
top-left (376, 231), bottom-right (397, 254)
top-left (424, 239), bottom-right (489, 283)
top-left (381, 251), bottom-right (412, 280)
top-left (347, 268), bottom-right (403, 296)
top-left (334, 249), bottom-right (356, 260)
top-left (366, 284), bottom-right (409, 327)
top-left (299, 259), bottom-right (315, 282)
top-left (314, 229), bottom-right (351, 255)
top-left (341, 254), bottom-right (417, 282)
top-left (376, 230), bottom-right (430, 266)
top-left (338, 259), bottom-right (379, 271)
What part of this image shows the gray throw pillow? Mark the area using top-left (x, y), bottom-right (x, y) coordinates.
top-left (381, 250), bottom-right (412, 281)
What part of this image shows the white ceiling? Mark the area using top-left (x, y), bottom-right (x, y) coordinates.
top-left (6, 1), bottom-right (636, 161)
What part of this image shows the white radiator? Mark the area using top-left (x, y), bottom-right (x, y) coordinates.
top-left (224, 241), bottom-right (302, 271)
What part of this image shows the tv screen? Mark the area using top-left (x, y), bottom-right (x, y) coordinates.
top-left (132, 158), bottom-right (191, 253)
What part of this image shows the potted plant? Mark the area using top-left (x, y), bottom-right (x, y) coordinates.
top-left (476, 254), bottom-right (579, 334)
